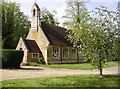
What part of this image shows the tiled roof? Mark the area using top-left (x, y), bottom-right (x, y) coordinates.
top-left (23, 39), bottom-right (41, 53)
top-left (41, 22), bottom-right (72, 46)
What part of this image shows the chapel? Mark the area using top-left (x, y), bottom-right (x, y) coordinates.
top-left (16, 3), bottom-right (83, 64)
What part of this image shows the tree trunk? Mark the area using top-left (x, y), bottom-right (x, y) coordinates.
top-left (99, 58), bottom-right (103, 78)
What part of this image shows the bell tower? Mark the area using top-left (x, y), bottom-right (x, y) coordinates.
top-left (31, 2), bottom-right (41, 32)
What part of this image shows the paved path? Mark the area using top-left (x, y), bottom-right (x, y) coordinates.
top-left (1, 66), bottom-right (119, 81)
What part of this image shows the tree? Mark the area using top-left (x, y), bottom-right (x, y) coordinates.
top-left (41, 8), bottom-right (59, 26)
top-left (89, 7), bottom-right (119, 77)
top-left (63, 0), bottom-right (88, 28)
top-left (63, 0), bottom-right (119, 77)
top-left (2, 0), bottom-right (30, 49)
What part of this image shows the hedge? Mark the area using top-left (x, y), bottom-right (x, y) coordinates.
top-left (2, 49), bottom-right (24, 68)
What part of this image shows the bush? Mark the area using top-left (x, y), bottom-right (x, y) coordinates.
top-left (2, 49), bottom-right (24, 68)
top-left (26, 62), bottom-right (38, 66)
top-left (37, 58), bottom-right (45, 64)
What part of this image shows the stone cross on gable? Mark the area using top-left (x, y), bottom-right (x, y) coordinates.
top-left (35, 0), bottom-right (37, 3)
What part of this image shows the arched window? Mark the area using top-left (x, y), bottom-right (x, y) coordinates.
top-left (33, 9), bottom-right (35, 16)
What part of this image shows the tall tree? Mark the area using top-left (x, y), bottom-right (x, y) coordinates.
top-left (2, 0), bottom-right (30, 49)
top-left (63, 0), bottom-right (119, 77)
top-left (63, 0), bottom-right (88, 27)
top-left (41, 8), bottom-right (59, 26)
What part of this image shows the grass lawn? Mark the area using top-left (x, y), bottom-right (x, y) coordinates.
top-left (29, 61), bottom-right (119, 70)
top-left (2, 75), bottom-right (119, 87)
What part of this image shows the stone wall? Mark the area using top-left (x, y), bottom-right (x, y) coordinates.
top-left (47, 45), bottom-right (84, 64)
top-left (27, 26), bottom-right (49, 64)
top-left (27, 52), bottom-right (43, 62)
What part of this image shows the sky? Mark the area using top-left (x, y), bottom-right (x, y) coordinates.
top-left (9, 0), bottom-right (119, 26)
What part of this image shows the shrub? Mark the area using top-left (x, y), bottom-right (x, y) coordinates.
top-left (37, 58), bottom-right (45, 64)
top-left (26, 62), bottom-right (38, 66)
top-left (2, 49), bottom-right (24, 68)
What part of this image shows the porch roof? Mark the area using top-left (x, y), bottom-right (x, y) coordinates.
top-left (23, 39), bottom-right (42, 53)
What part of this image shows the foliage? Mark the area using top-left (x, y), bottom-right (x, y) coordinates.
top-left (26, 58), bottom-right (45, 66)
top-left (41, 8), bottom-right (59, 26)
top-left (37, 58), bottom-right (45, 64)
top-left (2, 49), bottom-right (24, 68)
top-left (2, 75), bottom-right (119, 87)
top-left (88, 7), bottom-right (119, 76)
top-left (26, 62), bottom-right (38, 66)
top-left (63, 0), bottom-right (88, 27)
top-left (63, 0), bottom-right (119, 77)
top-left (2, 0), bottom-right (30, 49)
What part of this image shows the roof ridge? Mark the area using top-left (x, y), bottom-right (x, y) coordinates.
top-left (41, 22), bottom-right (67, 30)
top-left (41, 22), bottom-right (72, 46)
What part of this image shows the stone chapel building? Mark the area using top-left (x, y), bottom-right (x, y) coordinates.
top-left (16, 3), bottom-right (83, 64)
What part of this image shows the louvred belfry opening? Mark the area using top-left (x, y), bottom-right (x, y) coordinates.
top-left (31, 3), bottom-right (41, 31)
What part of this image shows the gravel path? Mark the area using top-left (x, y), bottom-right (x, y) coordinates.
top-left (1, 66), bottom-right (119, 81)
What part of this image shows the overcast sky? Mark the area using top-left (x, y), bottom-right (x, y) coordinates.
top-left (9, 0), bottom-right (119, 26)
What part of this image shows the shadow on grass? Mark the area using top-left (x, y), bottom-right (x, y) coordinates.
top-left (2, 66), bottom-right (44, 71)
top-left (103, 75), bottom-right (119, 77)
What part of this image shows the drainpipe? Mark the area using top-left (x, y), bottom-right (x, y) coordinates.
top-left (77, 48), bottom-right (79, 63)
top-left (60, 45), bottom-right (62, 64)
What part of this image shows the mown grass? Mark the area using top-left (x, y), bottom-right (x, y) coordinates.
top-left (2, 75), bottom-right (119, 87)
top-left (28, 61), bottom-right (119, 70)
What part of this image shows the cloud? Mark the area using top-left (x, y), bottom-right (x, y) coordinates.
top-left (8, 0), bottom-right (118, 27)
top-left (9, 0), bottom-right (67, 25)
top-left (9, 0), bottom-right (66, 3)
top-left (90, 0), bottom-right (119, 2)
top-left (9, 0), bottom-right (33, 3)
